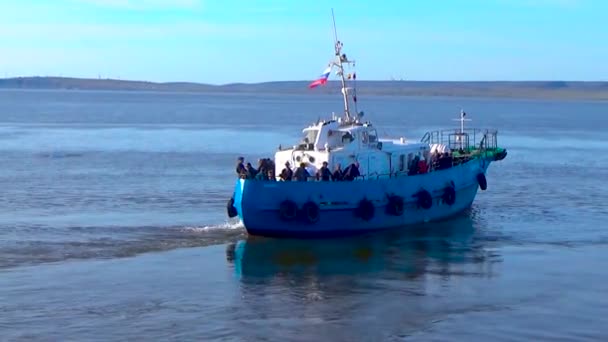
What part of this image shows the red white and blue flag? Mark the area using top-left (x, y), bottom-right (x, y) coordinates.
top-left (308, 65), bottom-right (332, 89)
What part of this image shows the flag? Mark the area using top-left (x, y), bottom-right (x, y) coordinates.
top-left (308, 66), bottom-right (332, 89)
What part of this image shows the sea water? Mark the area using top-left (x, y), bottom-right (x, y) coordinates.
top-left (1, 89), bottom-right (607, 340)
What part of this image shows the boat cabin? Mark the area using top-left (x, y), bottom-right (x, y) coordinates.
top-left (294, 119), bottom-right (379, 152)
top-left (275, 118), bottom-right (432, 180)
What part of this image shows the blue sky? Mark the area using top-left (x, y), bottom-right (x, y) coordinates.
top-left (0, 0), bottom-right (606, 83)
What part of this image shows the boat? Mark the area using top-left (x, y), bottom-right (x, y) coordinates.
top-left (226, 12), bottom-right (507, 238)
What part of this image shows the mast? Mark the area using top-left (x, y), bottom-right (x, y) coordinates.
top-left (331, 9), bottom-right (351, 121)
top-left (452, 109), bottom-right (471, 150)
top-left (457, 109), bottom-right (471, 134)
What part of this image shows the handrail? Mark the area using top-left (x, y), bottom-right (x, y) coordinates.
top-left (420, 127), bottom-right (499, 152)
top-left (240, 158), bottom-right (476, 182)
top-left (420, 132), bottom-right (431, 144)
top-left (240, 128), bottom-right (501, 182)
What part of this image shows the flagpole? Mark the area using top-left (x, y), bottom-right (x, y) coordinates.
top-left (331, 9), bottom-right (351, 122)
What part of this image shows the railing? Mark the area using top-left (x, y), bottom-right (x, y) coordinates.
top-left (240, 159), bottom-right (463, 182)
top-left (421, 128), bottom-right (499, 155)
top-left (239, 129), bottom-right (501, 182)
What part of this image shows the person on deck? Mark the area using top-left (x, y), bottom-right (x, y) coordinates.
top-left (343, 162), bottom-right (360, 181)
top-left (316, 161), bottom-right (332, 181)
top-left (279, 161), bottom-right (293, 181)
top-left (245, 162), bottom-right (257, 179)
top-left (418, 159), bottom-right (428, 174)
top-left (255, 159), bottom-right (267, 180)
top-left (437, 152), bottom-right (452, 170)
top-left (265, 158), bottom-right (275, 176)
top-left (332, 164), bottom-right (343, 181)
top-left (408, 156), bottom-right (420, 175)
top-left (236, 157), bottom-right (246, 178)
top-left (294, 162), bottom-right (310, 182)
top-left (267, 168), bottom-right (276, 181)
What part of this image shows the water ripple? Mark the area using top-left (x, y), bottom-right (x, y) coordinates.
top-left (0, 221), bottom-right (246, 269)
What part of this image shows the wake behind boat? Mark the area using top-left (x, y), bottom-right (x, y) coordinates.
top-left (226, 12), bottom-right (507, 238)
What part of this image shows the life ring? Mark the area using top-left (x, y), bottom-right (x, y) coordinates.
top-left (477, 173), bottom-right (487, 191)
top-left (442, 186), bottom-right (456, 206)
top-left (227, 197), bottom-right (238, 218)
top-left (279, 200), bottom-right (298, 221)
top-left (356, 198), bottom-right (375, 221)
top-left (301, 201), bottom-right (320, 223)
top-left (415, 189), bottom-right (433, 210)
top-left (386, 195), bottom-right (404, 216)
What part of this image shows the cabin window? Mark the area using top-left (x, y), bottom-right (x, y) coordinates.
top-left (301, 130), bottom-right (318, 145)
top-left (399, 155), bottom-right (405, 171)
top-left (407, 153), bottom-right (413, 170)
top-left (299, 130), bottom-right (318, 150)
top-left (342, 132), bottom-right (354, 144)
top-left (362, 131), bottom-right (369, 144)
top-left (327, 130), bottom-right (344, 148)
top-left (368, 129), bottom-right (378, 143)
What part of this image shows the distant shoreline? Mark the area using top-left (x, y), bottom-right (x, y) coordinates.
top-left (1, 76), bottom-right (607, 100)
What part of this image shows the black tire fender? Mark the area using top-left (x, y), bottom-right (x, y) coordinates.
top-left (442, 186), bottom-right (456, 206)
top-left (477, 173), bottom-right (487, 191)
top-left (386, 195), bottom-right (404, 216)
top-left (227, 197), bottom-right (238, 218)
top-left (356, 198), bottom-right (375, 221)
top-left (415, 190), bottom-right (433, 210)
top-left (279, 200), bottom-right (298, 221)
top-left (301, 201), bottom-right (320, 224)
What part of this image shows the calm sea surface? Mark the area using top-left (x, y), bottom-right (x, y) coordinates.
top-left (1, 89), bottom-right (608, 341)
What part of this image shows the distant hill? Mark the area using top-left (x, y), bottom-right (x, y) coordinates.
top-left (1, 76), bottom-right (607, 100)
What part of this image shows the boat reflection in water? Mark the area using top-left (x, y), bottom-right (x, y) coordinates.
top-left (225, 209), bottom-right (501, 281)
top-left (224, 210), bottom-right (503, 340)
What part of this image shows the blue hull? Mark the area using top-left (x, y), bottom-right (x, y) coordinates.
top-left (231, 158), bottom-right (491, 238)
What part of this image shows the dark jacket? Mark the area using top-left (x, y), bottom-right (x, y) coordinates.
top-left (293, 166), bottom-right (310, 181)
top-left (279, 167), bottom-right (293, 181)
top-left (342, 163), bottom-right (360, 181)
top-left (316, 166), bottom-right (331, 181)
top-left (332, 168), bottom-right (343, 181)
top-left (256, 165), bottom-right (267, 180)
top-left (236, 162), bottom-right (246, 177)
top-left (246, 165), bottom-right (258, 179)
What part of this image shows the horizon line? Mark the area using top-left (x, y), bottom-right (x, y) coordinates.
top-left (2, 75), bottom-right (607, 86)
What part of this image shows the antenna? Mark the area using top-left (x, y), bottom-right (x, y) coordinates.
top-left (331, 9), bottom-right (339, 44)
top-left (331, 9), bottom-right (351, 122)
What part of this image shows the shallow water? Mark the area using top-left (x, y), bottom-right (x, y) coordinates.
top-left (1, 89), bottom-right (608, 340)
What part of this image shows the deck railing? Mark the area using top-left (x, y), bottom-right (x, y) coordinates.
top-left (239, 154), bottom-right (475, 182)
top-left (239, 129), bottom-right (501, 182)
top-left (421, 128), bottom-right (499, 155)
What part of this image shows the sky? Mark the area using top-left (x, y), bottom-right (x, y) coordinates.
top-left (0, 0), bottom-right (606, 83)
